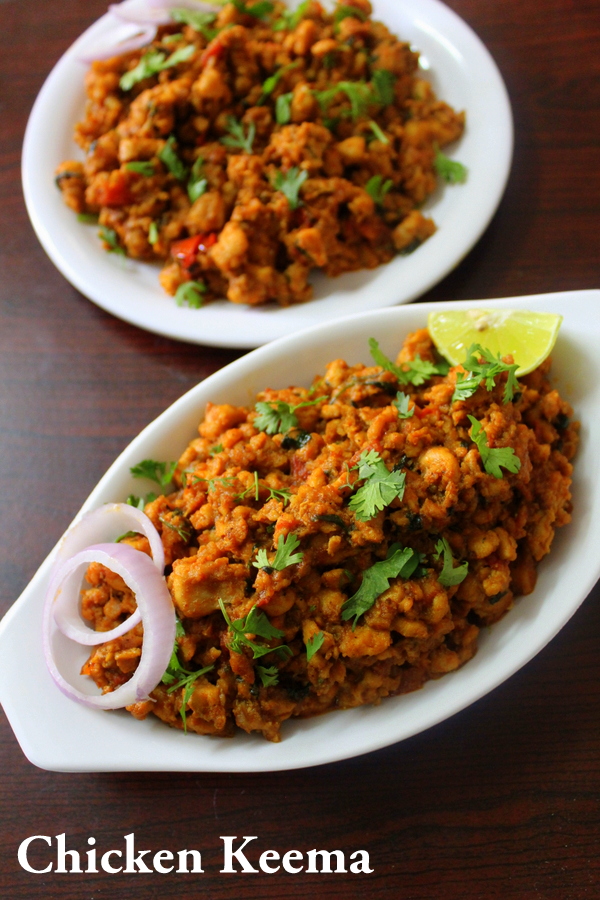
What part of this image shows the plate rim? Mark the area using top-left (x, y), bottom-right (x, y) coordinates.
top-left (21, 0), bottom-right (514, 348)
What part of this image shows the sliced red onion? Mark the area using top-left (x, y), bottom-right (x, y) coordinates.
top-left (51, 502), bottom-right (165, 575)
top-left (43, 543), bottom-right (175, 710)
top-left (109, 3), bottom-right (172, 25)
top-left (78, 23), bottom-right (157, 64)
top-left (48, 502), bottom-right (164, 644)
top-left (146, 0), bottom-right (221, 10)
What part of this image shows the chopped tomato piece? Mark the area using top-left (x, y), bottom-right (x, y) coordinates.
top-left (200, 40), bottom-right (225, 66)
top-left (97, 171), bottom-right (132, 207)
top-left (171, 235), bottom-right (202, 269)
top-left (171, 234), bottom-right (217, 269)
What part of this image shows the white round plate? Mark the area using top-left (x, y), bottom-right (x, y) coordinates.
top-left (22, 0), bottom-right (513, 348)
top-left (0, 289), bottom-right (598, 772)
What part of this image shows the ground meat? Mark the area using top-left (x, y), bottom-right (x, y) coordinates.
top-left (56, 0), bottom-right (465, 307)
top-left (81, 328), bottom-right (578, 741)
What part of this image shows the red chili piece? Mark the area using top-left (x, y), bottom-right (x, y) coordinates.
top-left (171, 234), bottom-right (217, 269)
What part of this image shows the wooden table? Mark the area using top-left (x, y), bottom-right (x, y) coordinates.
top-left (1, 1), bottom-right (599, 896)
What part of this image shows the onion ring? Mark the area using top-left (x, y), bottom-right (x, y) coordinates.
top-left (49, 503), bottom-right (163, 642)
top-left (108, 3), bottom-right (172, 25)
top-left (77, 23), bottom-right (157, 64)
top-left (51, 502), bottom-right (165, 575)
top-left (43, 543), bottom-right (175, 710)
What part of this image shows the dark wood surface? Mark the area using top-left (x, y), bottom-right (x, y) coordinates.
top-left (1, 0), bottom-right (599, 897)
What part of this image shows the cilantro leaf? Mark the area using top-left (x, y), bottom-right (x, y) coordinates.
top-left (161, 629), bottom-right (215, 732)
top-left (342, 543), bottom-right (423, 627)
top-left (126, 492), bottom-right (156, 509)
top-left (187, 156), bottom-right (208, 203)
top-left (119, 44), bottom-right (195, 91)
top-left (220, 116), bottom-right (256, 154)
top-left (452, 344), bottom-right (520, 404)
top-left (434, 147), bottom-right (467, 184)
top-left (130, 458), bottom-right (177, 488)
top-left (369, 338), bottom-right (445, 386)
top-left (256, 665), bottom-right (279, 686)
top-left (393, 391), bottom-right (414, 419)
top-left (254, 395), bottom-right (324, 435)
top-left (253, 533), bottom-right (304, 571)
top-left (275, 91), bottom-right (293, 124)
top-left (372, 69), bottom-right (396, 106)
top-left (348, 449), bottom-right (406, 521)
top-left (125, 161), bottom-right (155, 176)
top-left (120, 50), bottom-right (166, 91)
top-left (314, 80), bottom-right (373, 120)
top-left (260, 62), bottom-right (297, 102)
top-left (235, 470), bottom-right (260, 502)
top-left (306, 631), bottom-right (325, 661)
top-left (174, 281), bottom-right (206, 308)
top-left (273, 167), bottom-right (308, 209)
top-left (365, 174), bottom-right (393, 207)
top-left (434, 537), bottom-right (468, 587)
top-left (98, 225), bottom-right (125, 256)
top-left (158, 135), bottom-right (188, 181)
top-left (368, 120), bottom-right (389, 144)
top-left (219, 599), bottom-right (291, 661)
top-left (468, 416), bottom-right (521, 479)
top-left (334, 3), bottom-right (368, 24)
top-left (170, 7), bottom-right (217, 40)
top-left (339, 80), bottom-right (373, 119)
top-left (273, 0), bottom-right (309, 31)
top-left (232, 0), bottom-right (274, 20)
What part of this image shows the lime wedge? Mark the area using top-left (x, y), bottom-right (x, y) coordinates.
top-left (427, 309), bottom-right (563, 376)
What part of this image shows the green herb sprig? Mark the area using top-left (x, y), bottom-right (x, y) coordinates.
top-left (98, 225), bottom-right (126, 256)
top-left (125, 161), bottom-right (156, 176)
top-left (306, 631), bottom-right (325, 661)
top-left (120, 44), bottom-right (195, 91)
top-left (348, 449), bottom-right (406, 522)
top-left (372, 69), bottom-right (396, 106)
top-left (468, 416), bottom-right (521, 479)
top-left (232, 0), bottom-right (274, 20)
top-left (452, 344), bottom-right (520, 404)
top-left (434, 147), bottom-right (467, 184)
top-left (434, 537), bottom-right (468, 587)
top-left (365, 174), bottom-right (393, 207)
top-left (170, 7), bottom-right (218, 40)
top-left (273, 167), bottom-right (308, 209)
top-left (369, 338), bottom-right (448, 386)
top-left (219, 599), bottom-right (291, 660)
top-left (342, 544), bottom-right (425, 627)
top-left (253, 533), bottom-right (304, 572)
top-left (175, 281), bottom-right (207, 309)
top-left (220, 116), bottom-right (256, 154)
top-left (273, 0), bottom-right (310, 31)
top-left (256, 665), bottom-right (280, 686)
top-left (187, 156), bottom-right (208, 203)
top-left (254, 395), bottom-right (324, 435)
top-left (130, 458), bottom-right (177, 488)
top-left (158, 135), bottom-right (188, 181)
top-left (393, 392), bottom-right (414, 419)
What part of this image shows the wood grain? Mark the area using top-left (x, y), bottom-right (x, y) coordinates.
top-left (0, 1), bottom-right (598, 897)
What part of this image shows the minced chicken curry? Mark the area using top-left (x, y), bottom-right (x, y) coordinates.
top-left (56, 0), bottom-right (465, 307)
top-left (80, 327), bottom-right (577, 741)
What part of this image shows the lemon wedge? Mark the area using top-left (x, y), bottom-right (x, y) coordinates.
top-left (427, 309), bottom-right (563, 376)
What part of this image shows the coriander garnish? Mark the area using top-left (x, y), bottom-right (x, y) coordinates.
top-left (341, 544), bottom-right (425, 627)
top-left (347, 449), bottom-right (406, 522)
top-left (253, 533), bottom-right (304, 572)
top-left (468, 416), bottom-right (521, 479)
